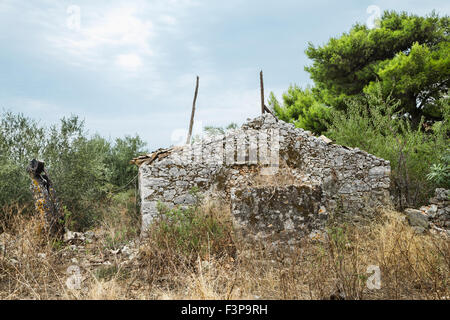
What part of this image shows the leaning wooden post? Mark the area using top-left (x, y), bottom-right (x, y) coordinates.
top-left (260, 70), bottom-right (265, 115)
top-left (27, 159), bottom-right (65, 238)
top-left (186, 75), bottom-right (200, 145)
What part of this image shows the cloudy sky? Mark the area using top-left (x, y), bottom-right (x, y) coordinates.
top-left (1, 0), bottom-right (449, 150)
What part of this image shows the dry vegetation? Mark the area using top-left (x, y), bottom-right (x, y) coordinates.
top-left (0, 198), bottom-right (449, 300)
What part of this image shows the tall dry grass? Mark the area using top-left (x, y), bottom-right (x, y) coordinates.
top-left (1, 200), bottom-right (448, 300)
top-left (134, 204), bottom-right (449, 300)
top-left (0, 205), bottom-right (69, 299)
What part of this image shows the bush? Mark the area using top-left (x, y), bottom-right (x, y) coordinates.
top-left (106, 135), bottom-right (147, 188)
top-left (269, 86), bottom-right (331, 135)
top-left (326, 84), bottom-right (449, 208)
top-left (100, 190), bottom-right (140, 250)
top-left (146, 189), bottom-right (234, 265)
top-left (0, 157), bottom-right (31, 208)
top-left (0, 111), bottom-right (147, 231)
top-left (153, 206), bottom-right (232, 259)
top-left (42, 119), bottom-right (112, 230)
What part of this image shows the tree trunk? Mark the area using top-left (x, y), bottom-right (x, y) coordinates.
top-left (27, 159), bottom-right (65, 238)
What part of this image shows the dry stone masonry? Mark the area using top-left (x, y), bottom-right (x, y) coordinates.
top-left (404, 188), bottom-right (450, 234)
top-left (133, 114), bottom-right (392, 242)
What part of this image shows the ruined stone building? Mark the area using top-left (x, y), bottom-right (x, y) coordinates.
top-left (132, 114), bottom-right (391, 242)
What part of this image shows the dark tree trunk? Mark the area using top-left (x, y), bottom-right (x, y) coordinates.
top-left (27, 159), bottom-right (65, 238)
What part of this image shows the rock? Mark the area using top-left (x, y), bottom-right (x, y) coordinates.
top-left (309, 229), bottom-right (327, 242)
top-left (435, 188), bottom-right (449, 202)
top-left (318, 206), bottom-right (327, 217)
top-left (430, 188), bottom-right (449, 205)
top-left (84, 231), bottom-right (95, 241)
top-left (168, 167), bottom-right (179, 176)
top-left (368, 166), bottom-right (390, 177)
top-left (404, 208), bottom-right (429, 229)
top-left (318, 135), bottom-right (333, 144)
top-left (64, 230), bottom-right (85, 243)
top-left (173, 194), bottom-right (196, 205)
top-left (37, 253), bottom-right (47, 259)
top-left (418, 188), bottom-right (450, 230)
top-left (420, 204), bottom-right (438, 218)
top-left (412, 226), bottom-right (426, 234)
top-left (110, 248), bottom-right (121, 255)
top-left (163, 189), bottom-right (176, 201)
top-left (121, 245), bottom-right (132, 256)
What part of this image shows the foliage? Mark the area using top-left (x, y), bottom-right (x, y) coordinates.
top-left (151, 188), bottom-right (233, 259)
top-left (0, 112), bottom-right (43, 208)
top-left (426, 96), bottom-right (450, 189)
top-left (100, 189), bottom-right (140, 250)
top-left (203, 123), bottom-right (238, 136)
top-left (0, 111), bottom-right (45, 164)
top-left (305, 10), bottom-right (449, 123)
top-left (426, 149), bottom-right (450, 188)
top-left (106, 135), bottom-right (147, 188)
top-left (0, 111), bottom-right (147, 230)
top-left (42, 118), bottom-right (111, 229)
top-left (269, 86), bottom-right (331, 134)
top-left (0, 157), bottom-right (31, 208)
top-left (364, 41), bottom-right (450, 121)
top-left (326, 84), bottom-right (449, 208)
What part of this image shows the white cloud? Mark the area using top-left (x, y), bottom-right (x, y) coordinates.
top-left (48, 5), bottom-right (154, 65)
top-left (159, 15), bottom-right (177, 25)
top-left (115, 53), bottom-right (143, 70)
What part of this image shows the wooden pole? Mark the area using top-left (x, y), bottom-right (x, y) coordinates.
top-left (186, 76), bottom-right (199, 145)
top-left (260, 70), bottom-right (265, 115)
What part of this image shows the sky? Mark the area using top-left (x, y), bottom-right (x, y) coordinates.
top-left (1, 0), bottom-right (449, 151)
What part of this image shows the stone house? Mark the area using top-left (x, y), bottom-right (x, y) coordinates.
top-left (132, 114), bottom-right (391, 242)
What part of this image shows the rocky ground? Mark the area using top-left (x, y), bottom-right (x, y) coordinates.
top-left (404, 188), bottom-right (450, 234)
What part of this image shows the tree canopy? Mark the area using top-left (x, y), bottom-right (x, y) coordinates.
top-left (304, 10), bottom-right (449, 122)
top-left (269, 86), bottom-right (330, 134)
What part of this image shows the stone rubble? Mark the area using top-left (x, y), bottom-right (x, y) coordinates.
top-left (404, 188), bottom-right (450, 234)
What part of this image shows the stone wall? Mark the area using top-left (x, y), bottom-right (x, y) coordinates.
top-left (135, 114), bottom-right (391, 240)
top-left (404, 188), bottom-right (450, 234)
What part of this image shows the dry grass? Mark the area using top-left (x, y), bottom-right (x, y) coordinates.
top-left (0, 206), bottom-right (69, 299)
top-left (1, 200), bottom-right (449, 300)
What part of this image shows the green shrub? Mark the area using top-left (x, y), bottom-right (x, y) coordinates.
top-left (150, 189), bottom-right (233, 260)
top-left (106, 135), bottom-right (146, 188)
top-left (0, 157), bottom-right (31, 208)
top-left (269, 86), bottom-right (331, 135)
top-left (101, 190), bottom-right (140, 250)
top-left (0, 111), bottom-right (146, 231)
top-left (426, 149), bottom-right (450, 189)
top-left (326, 84), bottom-right (449, 208)
top-left (41, 117), bottom-right (111, 230)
